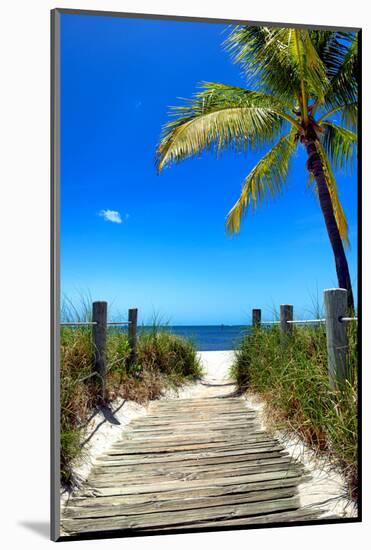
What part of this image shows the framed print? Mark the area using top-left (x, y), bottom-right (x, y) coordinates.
top-left (51, 8), bottom-right (361, 541)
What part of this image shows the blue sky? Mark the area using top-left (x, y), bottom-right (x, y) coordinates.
top-left (60, 14), bottom-right (358, 325)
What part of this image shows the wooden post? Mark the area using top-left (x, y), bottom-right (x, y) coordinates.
top-left (252, 309), bottom-right (261, 328)
top-left (128, 308), bottom-right (138, 366)
top-left (280, 304), bottom-right (293, 337)
top-left (92, 301), bottom-right (107, 401)
top-left (324, 288), bottom-right (348, 389)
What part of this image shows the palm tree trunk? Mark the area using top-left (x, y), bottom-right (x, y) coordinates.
top-left (305, 139), bottom-right (354, 310)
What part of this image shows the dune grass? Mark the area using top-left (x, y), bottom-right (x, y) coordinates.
top-left (60, 319), bottom-right (202, 487)
top-left (231, 322), bottom-right (358, 500)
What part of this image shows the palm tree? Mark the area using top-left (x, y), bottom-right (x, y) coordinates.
top-left (156, 28), bottom-right (358, 309)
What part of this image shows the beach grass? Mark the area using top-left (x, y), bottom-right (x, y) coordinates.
top-left (231, 322), bottom-right (358, 500)
top-left (60, 320), bottom-right (202, 487)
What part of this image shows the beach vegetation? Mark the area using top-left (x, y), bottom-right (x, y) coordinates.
top-left (60, 302), bottom-right (202, 487)
top-left (231, 321), bottom-right (358, 500)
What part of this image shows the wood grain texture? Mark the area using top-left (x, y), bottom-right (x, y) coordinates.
top-left (92, 301), bottom-right (107, 399)
top-left (280, 304), bottom-right (293, 336)
top-left (61, 395), bottom-right (324, 535)
top-left (252, 308), bottom-right (261, 327)
top-left (324, 288), bottom-right (348, 388)
top-left (128, 308), bottom-right (138, 366)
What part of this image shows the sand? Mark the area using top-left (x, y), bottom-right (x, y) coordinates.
top-left (244, 393), bottom-right (357, 518)
top-left (61, 350), bottom-right (356, 519)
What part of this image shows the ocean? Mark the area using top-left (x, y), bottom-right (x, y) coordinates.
top-left (138, 325), bottom-right (252, 351)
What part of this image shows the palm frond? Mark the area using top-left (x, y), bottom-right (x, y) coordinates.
top-left (288, 29), bottom-right (331, 111)
top-left (340, 102), bottom-right (358, 130)
top-left (156, 83), bottom-right (294, 172)
top-left (224, 27), bottom-right (300, 101)
top-left (317, 101), bottom-right (358, 131)
top-left (321, 121), bottom-right (357, 173)
top-left (315, 140), bottom-right (350, 246)
top-left (225, 26), bottom-right (329, 105)
top-left (322, 34), bottom-right (358, 110)
top-left (226, 129), bottom-right (297, 234)
top-left (310, 31), bottom-right (355, 79)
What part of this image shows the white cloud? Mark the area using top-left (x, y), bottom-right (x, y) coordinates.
top-left (99, 209), bottom-right (122, 224)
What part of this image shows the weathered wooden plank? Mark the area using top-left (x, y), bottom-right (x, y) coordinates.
top-left (63, 486), bottom-right (297, 519)
top-left (90, 456), bottom-right (300, 477)
top-left (88, 463), bottom-right (302, 487)
top-left (129, 422), bottom-right (259, 431)
top-left (92, 452), bottom-right (291, 473)
top-left (79, 469), bottom-right (303, 498)
top-left (105, 445), bottom-right (279, 458)
top-left (129, 424), bottom-right (253, 431)
top-left (62, 392), bottom-right (312, 536)
top-left (143, 405), bottom-right (250, 411)
top-left (144, 407), bottom-right (253, 414)
top-left (107, 440), bottom-right (280, 455)
top-left (150, 399), bottom-right (245, 406)
top-left (131, 414), bottom-right (255, 424)
top-left (69, 475), bottom-right (309, 509)
top-left (151, 398), bottom-right (246, 407)
top-left (123, 422), bottom-right (258, 434)
top-left (89, 462), bottom-right (303, 487)
top-left (62, 496), bottom-right (300, 533)
top-left (96, 445), bottom-right (286, 464)
top-left (145, 507), bottom-right (330, 531)
top-left (123, 428), bottom-right (264, 447)
top-left (130, 415), bottom-right (256, 425)
top-left (123, 427), bottom-right (266, 438)
top-left (124, 427), bottom-right (263, 439)
top-left (142, 405), bottom-right (256, 418)
top-left (113, 433), bottom-right (274, 449)
top-left (138, 406), bottom-right (254, 414)
top-left (148, 406), bottom-right (248, 414)
top-left (150, 400), bottom-right (245, 409)
top-left (90, 456), bottom-right (299, 477)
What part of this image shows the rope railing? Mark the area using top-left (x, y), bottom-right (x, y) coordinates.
top-left (61, 320), bottom-right (132, 326)
top-left (251, 289), bottom-right (358, 390)
top-left (60, 302), bottom-right (138, 401)
top-left (260, 317), bottom-right (357, 325)
top-left (287, 318), bottom-right (326, 324)
top-left (60, 321), bottom-right (97, 326)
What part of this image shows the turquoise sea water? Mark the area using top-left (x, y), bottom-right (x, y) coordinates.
top-left (138, 325), bottom-right (251, 351)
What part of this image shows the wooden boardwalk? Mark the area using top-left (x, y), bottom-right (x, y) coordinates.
top-left (61, 386), bottom-right (329, 536)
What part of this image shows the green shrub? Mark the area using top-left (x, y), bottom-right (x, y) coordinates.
top-left (137, 329), bottom-right (202, 381)
top-left (60, 323), bottom-right (202, 487)
top-left (60, 327), bottom-right (95, 485)
top-left (231, 324), bottom-right (358, 500)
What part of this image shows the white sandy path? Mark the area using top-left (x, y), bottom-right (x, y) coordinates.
top-left (61, 350), bottom-right (356, 519)
top-left (166, 351), bottom-right (236, 399)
